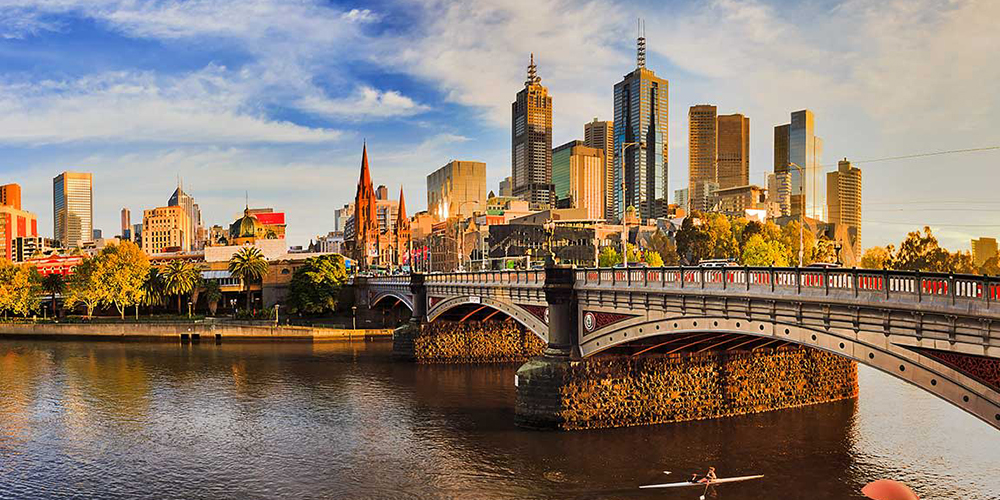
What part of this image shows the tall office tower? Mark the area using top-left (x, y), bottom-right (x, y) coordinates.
top-left (688, 105), bottom-right (717, 213)
top-left (774, 110), bottom-right (824, 220)
top-left (827, 159), bottom-right (862, 265)
top-left (0, 184), bottom-right (21, 209)
top-left (121, 208), bottom-right (131, 240)
top-left (141, 205), bottom-right (191, 254)
top-left (427, 160), bottom-right (487, 220)
top-left (511, 54), bottom-right (554, 207)
top-left (499, 176), bottom-right (513, 197)
top-left (168, 180), bottom-right (203, 249)
top-left (552, 140), bottom-right (605, 220)
top-left (53, 172), bottom-right (93, 248)
top-left (584, 118), bottom-right (615, 220)
top-left (972, 237), bottom-right (998, 267)
top-left (717, 113), bottom-right (750, 189)
top-left (613, 23), bottom-right (668, 222)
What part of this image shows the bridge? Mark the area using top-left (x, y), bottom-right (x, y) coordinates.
top-left (358, 266), bottom-right (1000, 430)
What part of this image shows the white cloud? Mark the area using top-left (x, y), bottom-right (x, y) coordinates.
top-left (297, 86), bottom-right (430, 120)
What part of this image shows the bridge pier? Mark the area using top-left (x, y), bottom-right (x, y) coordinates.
top-left (392, 274), bottom-right (426, 361)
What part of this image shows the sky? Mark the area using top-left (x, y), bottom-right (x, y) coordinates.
top-left (0, 0), bottom-right (998, 250)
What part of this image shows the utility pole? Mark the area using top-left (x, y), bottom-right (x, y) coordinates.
top-left (620, 141), bottom-right (641, 267)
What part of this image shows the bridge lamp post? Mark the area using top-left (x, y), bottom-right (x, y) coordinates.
top-left (456, 200), bottom-right (478, 272)
top-left (619, 141), bottom-right (643, 268)
top-left (787, 161), bottom-right (805, 268)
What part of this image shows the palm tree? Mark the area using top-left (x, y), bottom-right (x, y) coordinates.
top-left (229, 246), bottom-right (268, 311)
top-left (41, 273), bottom-right (64, 318)
top-left (203, 280), bottom-right (223, 316)
top-left (139, 268), bottom-right (166, 315)
top-left (161, 261), bottom-right (200, 315)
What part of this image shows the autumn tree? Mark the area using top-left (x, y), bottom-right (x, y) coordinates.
top-left (64, 257), bottom-right (104, 318)
top-left (598, 246), bottom-right (621, 267)
top-left (741, 234), bottom-right (790, 267)
top-left (860, 246), bottom-right (894, 270)
top-left (98, 241), bottom-right (150, 319)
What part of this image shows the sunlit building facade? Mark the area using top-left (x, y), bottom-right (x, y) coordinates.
top-left (53, 171), bottom-right (93, 249)
top-left (774, 110), bottom-right (824, 220)
top-left (427, 160), bottom-right (486, 221)
top-left (827, 159), bottom-right (862, 266)
top-left (511, 54), bottom-right (554, 207)
top-left (584, 118), bottom-right (615, 220)
top-left (552, 140), bottom-right (605, 220)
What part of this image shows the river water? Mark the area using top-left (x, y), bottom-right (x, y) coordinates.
top-left (0, 340), bottom-right (997, 500)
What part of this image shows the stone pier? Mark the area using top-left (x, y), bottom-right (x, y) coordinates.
top-left (393, 320), bottom-right (545, 363)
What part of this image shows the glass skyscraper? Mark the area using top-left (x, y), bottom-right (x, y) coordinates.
top-left (613, 31), bottom-right (668, 222)
top-left (52, 171), bottom-right (93, 248)
top-left (774, 110), bottom-right (824, 220)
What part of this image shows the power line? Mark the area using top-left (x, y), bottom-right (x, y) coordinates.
top-left (863, 220), bottom-right (1000, 228)
top-left (831, 145), bottom-right (1000, 167)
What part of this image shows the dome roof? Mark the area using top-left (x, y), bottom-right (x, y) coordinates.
top-left (230, 207), bottom-right (260, 239)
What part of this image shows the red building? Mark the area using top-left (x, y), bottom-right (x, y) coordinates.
top-left (28, 254), bottom-right (84, 277)
top-left (0, 183), bottom-right (38, 261)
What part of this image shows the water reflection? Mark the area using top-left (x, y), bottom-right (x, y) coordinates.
top-left (0, 340), bottom-right (996, 500)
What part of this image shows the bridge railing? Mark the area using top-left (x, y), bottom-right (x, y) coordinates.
top-left (576, 267), bottom-right (1000, 311)
top-left (423, 270), bottom-right (545, 287)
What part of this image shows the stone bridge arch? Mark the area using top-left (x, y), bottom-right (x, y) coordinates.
top-left (583, 314), bottom-right (1000, 430)
top-left (428, 295), bottom-right (549, 342)
top-left (370, 291), bottom-right (414, 312)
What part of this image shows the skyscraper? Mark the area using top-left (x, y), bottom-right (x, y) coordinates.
top-left (511, 54), bottom-right (554, 206)
top-left (121, 207), bottom-right (131, 240)
top-left (613, 23), bottom-right (668, 221)
top-left (53, 171), bottom-right (93, 248)
top-left (972, 238), bottom-right (998, 268)
top-left (584, 118), bottom-right (614, 220)
top-left (0, 184), bottom-right (21, 209)
top-left (717, 113), bottom-right (750, 189)
top-left (827, 159), bottom-right (862, 266)
top-left (774, 110), bottom-right (823, 220)
top-left (168, 179), bottom-right (203, 249)
top-left (688, 105), bottom-right (717, 213)
top-left (0, 183), bottom-right (37, 261)
top-left (552, 140), bottom-right (605, 220)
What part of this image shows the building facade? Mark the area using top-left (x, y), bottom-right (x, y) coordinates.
top-left (972, 237), bottom-right (998, 267)
top-left (552, 140), bottom-right (605, 220)
top-left (584, 118), bottom-right (615, 221)
top-left (717, 113), bottom-right (750, 189)
top-left (0, 184), bottom-right (21, 209)
top-left (121, 207), bottom-right (131, 240)
top-left (427, 160), bottom-right (487, 221)
top-left (715, 185), bottom-right (767, 218)
top-left (613, 31), bottom-right (668, 222)
top-left (0, 191), bottom-right (38, 262)
top-left (53, 171), bottom-right (93, 248)
top-left (499, 176), bottom-right (513, 197)
top-left (688, 105), bottom-right (717, 213)
top-left (774, 110), bottom-right (824, 220)
top-left (511, 54), bottom-right (554, 206)
top-left (168, 183), bottom-right (204, 250)
top-left (142, 205), bottom-right (191, 254)
top-left (826, 159), bottom-right (862, 266)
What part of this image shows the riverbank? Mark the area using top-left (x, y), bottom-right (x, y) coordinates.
top-left (0, 321), bottom-right (393, 341)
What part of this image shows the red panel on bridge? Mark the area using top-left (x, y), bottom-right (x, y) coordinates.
top-left (582, 311), bottom-right (637, 335)
top-left (518, 304), bottom-right (547, 324)
top-left (918, 348), bottom-right (1000, 391)
top-left (429, 296), bottom-right (443, 309)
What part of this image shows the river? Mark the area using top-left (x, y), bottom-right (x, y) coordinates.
top-left (0, 340), bottom-right (997, 499)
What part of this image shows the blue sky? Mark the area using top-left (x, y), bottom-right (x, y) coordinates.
top-left (1, 0), bottom-right (998, 250)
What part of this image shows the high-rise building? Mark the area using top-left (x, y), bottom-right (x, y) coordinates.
top-left (499, 176), bottom-right (513, 197)
top-left (121, 208), bottom-right (131, 240)
top-left (688, 105), bottom-right (750, 213)
top-left (427, 160), bottom-right (487, 220)
top-left (972, 237), bottom-right (998, 268)
top-left (717, 113), bottom-right (750, 189)
top-left (0, 184), bottom-right (21, 209)
top-left (827, 159), bottom-right (862, 266)
top-left (334, 203), bottom-right (353, 233)
top-left (168, 180), bottom-right (204, 250)
top-left (552, 140), bottom-right (605, 220)
top-left (613, 25), bottom-right (668, 222)
top-left (53, 171), bottom-right (93, 248)
top-left (584, 118), bottom-right (615, 220)
top-left (674, 188), bottom-right (689, 214)
top-left (511, 54), bottom-right (554, 206)
top-left (141, 205), bottom-right (191, 254)
top-left (774, 110), bottom-right (824, 220)
top-left (0, 200), bottom-right (38, 262)
top-left (375, 185), bottom-right (389, 201)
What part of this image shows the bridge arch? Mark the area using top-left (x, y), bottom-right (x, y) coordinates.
top-left (428, 296), bottom-right (549, 342)
top-left (370, 291), bottom-right (413, 312)
top-left (584, 314), bottom-right (1000, 430)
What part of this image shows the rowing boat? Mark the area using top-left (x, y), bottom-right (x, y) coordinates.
top-left (639, 474), bottom-right (764, 489)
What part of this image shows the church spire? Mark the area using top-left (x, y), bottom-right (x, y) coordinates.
top-left (358, 140), bottom-right (373, 189)
top-left (396, 186), bottom-right (407, 222)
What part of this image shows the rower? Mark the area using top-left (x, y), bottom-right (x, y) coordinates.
top-left (699, 467), bottom-right (717, 483)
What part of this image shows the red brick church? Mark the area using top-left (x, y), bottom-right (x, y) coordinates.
top-left (345, 143), bottom-right (410, 270)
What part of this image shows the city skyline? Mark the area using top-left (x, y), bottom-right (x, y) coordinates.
top-left (0, 0), bottom-right (998, 249)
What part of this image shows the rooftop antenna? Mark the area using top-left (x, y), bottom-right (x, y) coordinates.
top-left (637, 18), bottom-right (646, 69)
top-left (526, 53), bottom-right (539, 86)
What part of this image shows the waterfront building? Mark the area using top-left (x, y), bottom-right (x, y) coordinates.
top-left (245, 208), bottom-right (287, 240)
top-left (427, 160), bottom-right (487, 221)
top-left (584, 118), bottom-right (615, 221)
top-left (345, 143), bottom-right (410, 269)
top-left (27, 254), bottom-right (84, 277)
top-left (827, 159), bottom-right (862, 266)
top-left (774, 110), bottom-right (824, 220)
top-left (0, 201), bottom-right (38, 262)
top-left (142, 205), bottom-right (191, 254)
top-left (0, 183), bottom-right (21, 209)
top-left (53, 171), bottom-right (93, 248)
top-left (613, 27), bottom-right (668, 222)
top-left (552, 140), bottom-right (606, 220)
top-left (511, 54), bottom-right (554, 207)
top-left (972, 237), bottom-right (998, 268)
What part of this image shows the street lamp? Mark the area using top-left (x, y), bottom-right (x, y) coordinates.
top-left (187, 300), bottom-right (193, 319)
top-left (352, 305), bottom-right (357, 330)
top-left (787, 162), bottom-right (805, 267)
top-left (273, 304), bottom-right (280, 326)
top-left (456, 200), bottom-right (478, 272)
top-left (619, 141), bottom-right (642, 268)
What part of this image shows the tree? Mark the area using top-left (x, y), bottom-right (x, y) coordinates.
top-left (42, 273), bottom-right (64, 318)
top-left (644, 251), bottom-right (664, 267)
top-left (7, 264), bottom-right (43, 317)
top-left (0, 260), bottom-right (15, 318)
top-left (139, 268), bottom-right (166, 313)
top-left (598, 246), bottom-right (621, 267)
top-left (741, 234), bottom-right (790, 267)
top-left (981, 256), bottom-right (1000, 276)
top-left (203, 280), bottom-right (223, 316)
top-left (286, 254), bottom-right (349, 315)
top-left (64, 257), bottom-right (104, 318)
top-left (625, 243), bottom-right (641, 264)
top-left (675, 212), bottom-right (738, 264)
top-left (161, 260), bottom-right (201, 315)
top-left (229, 246), bottom-right (268, 310)
top-left (647, 230), bottom-right (680, 266)
top-left (98, 241), bottom-right (150, 319)
top-left (860, 246), bottom-right (894, 270)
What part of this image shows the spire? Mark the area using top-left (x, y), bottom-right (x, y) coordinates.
top-left (637, 18), bottom-right (646, 69)
top-left (359, 140), bottom-right (373, 189)
top-left (525, 53), bottom-right (540, 86)
top-left (397, 186), bottom-right (407, 221)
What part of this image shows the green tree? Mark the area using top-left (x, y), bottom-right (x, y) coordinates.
top-left (161, 260), bottom-right (201, 315)
top-left (42, 273), bottom-right (64, 318)
top-left (647, 230), bottom-right (680, 265)
top-left (229, 246), bottom-right (268, 310)
top-left (98, 241), bottom-right (150, 319)
top-left (980, 256), bottom-right (1000, 276)
top-left (625, 243), bottom-right (641, 264)
top-left (860, 246), bottom-right (894, 270)
top-left (598, 246), bottom-right (621, 267)
top-left (203, 280), bottom-right (223, 316)
top-left (644, 251), bottom-right (664, 267)
top-left (741, 234), bottom-right (790, 267)
top-left (675, 211), bottom-right (739, 264)
top-left (64, 257), bottom-right (104, 318)
top-left (139, 268), bottom-right (166, 313)
top-left (8, 264), bottom-right (43, 317)
top-left (286, 254), bottom-right (349, 315)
